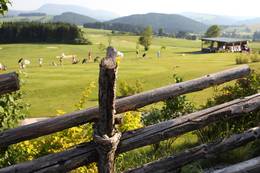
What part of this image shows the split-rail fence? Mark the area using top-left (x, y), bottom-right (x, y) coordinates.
top-left (0, 47), bottom-right (259, 173)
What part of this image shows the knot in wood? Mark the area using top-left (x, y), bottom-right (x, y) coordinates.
top-left (94, 132), bottom-right (122, 152)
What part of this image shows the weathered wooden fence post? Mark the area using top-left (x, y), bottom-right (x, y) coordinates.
top-left (94, 46), bottom-right (121, 173)
top-left (0, 72), bottom-right (20, 95)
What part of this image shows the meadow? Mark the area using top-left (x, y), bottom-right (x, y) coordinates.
top-left (0, 28), bottom-right (260, 117)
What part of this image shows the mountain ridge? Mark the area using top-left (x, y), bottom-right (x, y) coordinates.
top-left (109, 13), bottom-right (208, 33)
top-left (53, 12), bottom-right (98, 25)
top-left (36, 3), bottom-right (119, 21)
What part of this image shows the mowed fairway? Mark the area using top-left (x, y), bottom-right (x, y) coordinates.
top-left (0, 28), bottom-right (259, 117)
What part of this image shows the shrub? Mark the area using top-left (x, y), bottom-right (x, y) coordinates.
top-left (235, 54), bottom-right (249, 64)
top-left (143, 75), bottom-right (195, 126)
top-left (119, 111), bottom-right (143, 132)
top-left (196, 71), bottom-right (260, 143)
top-left (142, 75), bottom-right (196, 153)
top-left (118, 80), bottom-right (144, 97)
top-left (0, 92), bottom-right (29, 132)
top-left (0, 91), bottom-right (29, 167)
top-left (250, 53), bottom-right (260, 63)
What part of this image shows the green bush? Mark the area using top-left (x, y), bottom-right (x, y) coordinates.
top-left (0, 91), bottom-right (29, 167)
top-left (142, 75), bottom-right (196, 154)
top-left (250, 53), bottom-right (260, 63)
top-left (143, 75), bottom-right (195, 126)
top-left (118, 80), bottom-right (144, 97)
top-left (0, 92), bottom-right (29, 132)
top-left (235, 54), bottom-right (249, 64)
top-left (196, 71), bottom-right (260, 143)
top-left (119, 111), bottom-right (143, 132)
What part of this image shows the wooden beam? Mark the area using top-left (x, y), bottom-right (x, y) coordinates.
top-left (0, 72), bottom-right (19, 95)
top-left (94, 46), bottom-right (121, 173)
top-left (124, 126), bottom-right (260, 173)
top-left (1, 93), bottom-right (259, 173)
top-left (118, 94), bottom-right (260, 153)
top-left (0, 142), bottom-right (98, 173)
top-left (0, 65), bottom-right (250, 148)
top-left (212, 156), bottom-right (260, 173)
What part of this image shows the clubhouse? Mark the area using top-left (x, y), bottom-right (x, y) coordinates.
top-left (201, 37), bottom-right (250, 53)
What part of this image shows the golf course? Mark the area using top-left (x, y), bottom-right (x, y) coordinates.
top-left (0, 28), bottom-right (260, 117)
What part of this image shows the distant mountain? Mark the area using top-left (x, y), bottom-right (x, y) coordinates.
top-left (109, 13), bottom-right (207, 33)
top-left (53, 12), bottom-right (98, 25)
top-left (181, 12), bottom-right (242, 25)
top-left (19, 13), bottom-right (47, 17)
top-left (36, 3), bottom-right (119, 21)
top-left (5, 10), bottom-right (25, 16)
top-left (236, 18), bottom-right (260, 25)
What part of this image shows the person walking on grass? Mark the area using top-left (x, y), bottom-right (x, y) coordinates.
top-left (39, 58), bottom-right (43, 67)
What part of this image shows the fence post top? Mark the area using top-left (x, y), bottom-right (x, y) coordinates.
top-left (101, 46), bottom-right (118, 69)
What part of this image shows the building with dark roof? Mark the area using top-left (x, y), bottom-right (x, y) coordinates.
top-left (201, 37), bottom-right (250, 53)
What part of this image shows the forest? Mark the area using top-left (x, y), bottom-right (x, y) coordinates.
top-left (0, 22), bottom-right (89, 44)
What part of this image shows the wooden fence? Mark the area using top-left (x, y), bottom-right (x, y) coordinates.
top-left (0, 47), bottom-right (259, 173)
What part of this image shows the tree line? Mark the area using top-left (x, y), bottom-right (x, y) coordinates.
top-left (18, 13), bottom-right (47, 17)
top-left (84, 22), bottom-right (144, 34)
top-left (0, 22), bottom-right (89, 44)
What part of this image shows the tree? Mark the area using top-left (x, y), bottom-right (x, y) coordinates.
top-left (253, 31), bottom-right (260, 41)
top-left (176, 31), bottom-right (188, 38)
top-left (139, 26), bottom-right (153, 51)
top-left (158, 28), bottom-right (164, 36)
top-left (0, 22), bottom-right (89, 44)
top-left (205, 25), bottom-right (221, 38)
top-left (0, 0), bottom-right (10, 15)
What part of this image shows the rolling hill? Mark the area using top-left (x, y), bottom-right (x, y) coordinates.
top-left (109, 13), bottom-right (208, 33)
top-left (36, 3), bottom-right (119, 21)
top-left (236, 17), bottom-right (260, 25)
top-left (53, 12), bottom-right (98, 25)
top-left (181, 12), bottom-right (241, 25)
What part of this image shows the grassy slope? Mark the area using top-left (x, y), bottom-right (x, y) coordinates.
top-left (0, 28), bottom-right (259, 117)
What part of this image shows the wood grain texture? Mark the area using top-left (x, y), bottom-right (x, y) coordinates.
top-left (94, 47), bottom-right (120, 173)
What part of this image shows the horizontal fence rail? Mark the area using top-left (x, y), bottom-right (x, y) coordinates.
top-left (0, 72), bottom-right (19, 95)
top-left (1, 93), bottom-right (259, 173)
top-left (212, 156), bottom-right (260, 173)
top-left (125, 126), bottom-right (260, 173)
top-left (0, 65), bottom-right (251, 148)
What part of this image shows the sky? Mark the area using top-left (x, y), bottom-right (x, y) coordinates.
top-left (9, 0), bottom-right (260, 17)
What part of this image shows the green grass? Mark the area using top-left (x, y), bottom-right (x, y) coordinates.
top-left (0, 28), bottom-right (259, 117)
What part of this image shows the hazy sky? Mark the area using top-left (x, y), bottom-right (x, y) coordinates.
top-left (10, 0), bottom-right (260, 17)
